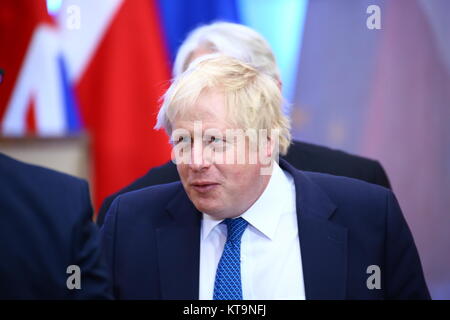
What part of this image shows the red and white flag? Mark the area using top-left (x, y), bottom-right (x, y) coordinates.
top-left (1, 0), bottom-right (172, 210)
top-left (61, 0), bottom-right (172, 209)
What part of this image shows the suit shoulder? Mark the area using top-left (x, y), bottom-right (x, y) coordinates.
top-left (285, 141), bottom-right (390, 188)
top-left (303, 170), bottom-right (390, 205)
top-left (113, 181), bottom-right (183, 211)
top-left (303, 170), bottom-right (389, 192)
top-left (301, 171), bottom-right (393, 230)
top-left (97, 161), bottom-right (179, 226)
top-left (127, 161), bottom-right (178, 190)
top-left (0, 153), bottom-right (87, 190)
top-left (0, 154), bottom-right (91, 228)
top-left (104, 181), bottom-right (184, 230)
top-left (103, 162), bottom-right (177, 204)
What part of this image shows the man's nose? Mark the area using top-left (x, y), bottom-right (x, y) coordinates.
top-left (188, 140), bottom-right (211, 171)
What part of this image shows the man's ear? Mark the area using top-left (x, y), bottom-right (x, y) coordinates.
top-left (259, 135), bottom-right (276, 176)
top-left (267, 128), bottom-right (282, 162)
top-left (266, 135), bottom-right (275, 159)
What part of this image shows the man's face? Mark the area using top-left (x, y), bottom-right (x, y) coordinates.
top-left (172, 89), bottom-right (272, 219)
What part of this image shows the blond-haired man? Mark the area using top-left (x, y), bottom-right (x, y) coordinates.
top-left (97, 22), bottom-right (391, 226)
top-left (101, 56), bottom-right (429, 300)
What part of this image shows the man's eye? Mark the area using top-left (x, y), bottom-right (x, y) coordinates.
top-left (174, 136), bottom-right (190, 145)
top-left (208, 136), bottom-right (223, 144)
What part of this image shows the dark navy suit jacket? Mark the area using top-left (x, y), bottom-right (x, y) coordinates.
top-left (101, 159), bottom-right (429, 300)
top-left (0, 153), bottom-right (111, 299)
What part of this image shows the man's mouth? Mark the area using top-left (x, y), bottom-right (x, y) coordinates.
top-left (190, 182), bottom-right (220, 193)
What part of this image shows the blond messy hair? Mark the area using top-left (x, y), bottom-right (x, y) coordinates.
top-left (156, 55), bottom-right (291, 155)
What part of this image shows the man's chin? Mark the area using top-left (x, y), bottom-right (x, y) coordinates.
top-left (195, 204), bottom-right (243, 220)
top-left (193, 202), bottom-right (219, 215)
top-left (192, 200), bottom-right (227, 218)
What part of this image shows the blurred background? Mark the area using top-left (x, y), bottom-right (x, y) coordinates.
top-left (0, 0), bottom-right (449, 299)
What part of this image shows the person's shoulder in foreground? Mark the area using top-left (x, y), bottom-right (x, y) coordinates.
top-left (101, 158), bottom-right (430, 300)
top-left (96, 140), bottom-right (391, 227)
top-left (0, 153), bottom-right (111, 299)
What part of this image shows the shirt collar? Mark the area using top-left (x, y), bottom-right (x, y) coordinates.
top-left (241, 161), bottom-right (293, 240)
top-left (201, 161), bottom-right (294, 241)
top-left (201, 213), bottom-right (224, 241)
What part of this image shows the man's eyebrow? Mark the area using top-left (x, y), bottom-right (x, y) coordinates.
top-left (184, 109), bottom-right (220, 120)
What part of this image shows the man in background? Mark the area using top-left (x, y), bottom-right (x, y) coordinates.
top-left (0, 153), bottom-right (111, 299)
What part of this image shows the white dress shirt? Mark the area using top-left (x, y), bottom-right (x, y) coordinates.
top-left (199, 161), bottom-right (306, 300)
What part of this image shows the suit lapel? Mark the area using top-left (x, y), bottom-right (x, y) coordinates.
top-left (156, 160), bottom-right (348, 300)
top-left (280, 159), bottom-right (348, 300)
top-left (156, 187), bottom-right (201, 299)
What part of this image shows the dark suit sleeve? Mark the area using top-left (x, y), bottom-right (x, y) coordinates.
top-left (97, 195), bottom-right (115, 227)
top-left (372, 161), bottom-right (391, 190)
top-left (384, 191), bottom-right (430, 299)
top-left (70, 180), bottom-right (112, 299)
top-left (100, 196), bottom-right (121, 299)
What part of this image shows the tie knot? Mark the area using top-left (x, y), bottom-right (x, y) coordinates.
top-left (225, 217), bottom-right (248, 243)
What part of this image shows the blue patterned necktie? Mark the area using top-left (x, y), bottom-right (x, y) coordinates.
top-left (213, 217), bottom-right (249, 300)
